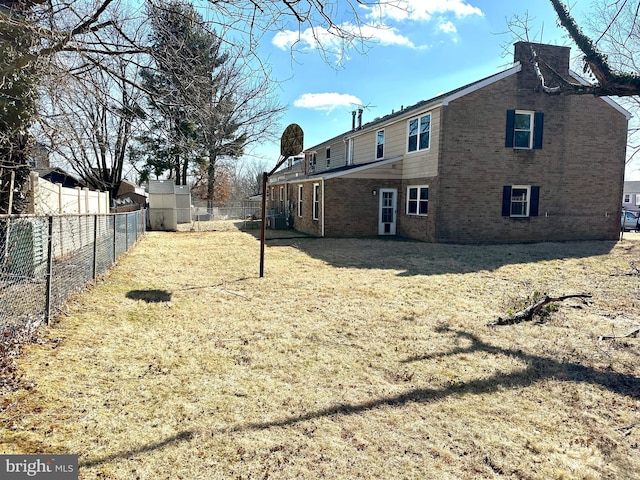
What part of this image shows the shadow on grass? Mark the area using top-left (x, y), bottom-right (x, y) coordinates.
top-left (233, 328), bottom-right (639, 433)
top-left (79, 430), bottom-right (194, 468)
top-left (265, 237), bottom-right (619, 277)
top-left (73, 329), bottom-right (638, 468)
top-left (125, 289), bottom-right (172, 303)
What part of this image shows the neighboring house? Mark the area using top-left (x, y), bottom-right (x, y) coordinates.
top-left (267, 42), bottom-right (630, 243)
top-left (33, 166), bottom-right (84, 189)
top-left (114, 179), bottom-right (148, 210)
top-left (622, 181), bottom-right (640, 214)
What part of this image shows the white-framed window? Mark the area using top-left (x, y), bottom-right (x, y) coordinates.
top-left (376, 129), bottom-right (385, 159)
top-left (624, 194), bottom-right (631, 203)
top-left (313, 183), bottom-right (320, 220)
top-left (506, 110), bottom-right (544, 149)
top-left (297, 185), bottom-right (303, 217)
top-left (270, 187), bottom-right (274, 201)
top-left (636, 194), bottom-right (640, 206)
top-left (514, 111), bottom-right (534, 149)
top-left (407, 114), bottom-right (431, 153)
top-left (326, 147), bottom-right (331, 168)
top-left (502, 185), bottom-right (540, 218)
top-left (510, 185), bottom-right (530, 216)
top-left (406, 186), bottom-right (429, 216)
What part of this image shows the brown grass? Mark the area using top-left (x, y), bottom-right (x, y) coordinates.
top-left (2, 226), bottom-right (640, 479)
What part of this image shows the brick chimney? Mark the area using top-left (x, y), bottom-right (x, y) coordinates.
top-left (514, 42), bottom-right (571, 79)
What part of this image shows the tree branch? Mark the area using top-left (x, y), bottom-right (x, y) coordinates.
top-left (549, 0), bottom-right (640, 96)
top-left (488, 294), bottom-right (592, 326)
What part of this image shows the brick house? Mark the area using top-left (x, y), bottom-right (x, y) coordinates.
top-left (267, 42), bottom-right (630, 243)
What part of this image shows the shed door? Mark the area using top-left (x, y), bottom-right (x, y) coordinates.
top-left (378, 188), bottom-right (397, 235)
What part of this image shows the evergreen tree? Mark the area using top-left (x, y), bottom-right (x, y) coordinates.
top-left (135, 1), bottom-right (233, 187)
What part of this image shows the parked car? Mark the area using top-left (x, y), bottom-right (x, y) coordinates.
top-left (621, 210), bottom-right (639, 232)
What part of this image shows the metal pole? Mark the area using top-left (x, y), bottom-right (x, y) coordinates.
top-left (113, 214), bottom-right (117, 263)
top-left (259, 172), bottom-right (267, 278)
top-left (92, 215), bottom-right (98, 280)
top-left (7, 170), bottom-right (15, 214)
top-left (3, 172), bottom-right (15, 262)
top-left (44, 216), bottom-right (54, 325)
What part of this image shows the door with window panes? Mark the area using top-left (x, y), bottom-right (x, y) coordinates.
top-left (378, 188), bottom-right (397, 235)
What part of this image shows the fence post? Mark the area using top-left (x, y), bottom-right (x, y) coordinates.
top-left (125, 212), bottom-right (129, 248)
top-left (44, 216), bottom-right (54, 325)
top-left (113, 214), bottom-right (117, 263)
top-left (92, 215), bottom-right (98, 280)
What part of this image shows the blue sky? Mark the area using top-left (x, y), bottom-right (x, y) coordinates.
top-left (243, 0), bottom-right (639, 181)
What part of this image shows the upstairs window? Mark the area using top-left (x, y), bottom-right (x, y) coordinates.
top-left (408, 114), bottom-right (430, 152)
top-left (376, 130), bottom-right (385, 159)
top-left (624, 194), bottom-right (630, 203)
top-left (326, 147), bottom-right (331, 168)
top-left (505, 110), bottom-right (544, 149)
top-left (502, 185), bottom-right (540, 217)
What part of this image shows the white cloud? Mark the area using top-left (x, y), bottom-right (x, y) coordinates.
top-left (294, 93), bottom-right (363, 113)
top-left (271, 0), bottom-right (480, 61)
top-left (358, 23), bottom-right (416, 48)
top-left (438, 20), bottom-right (457, 35)
top-left (272, 22), bottom-right (416, 54)
top-left (361, 0), bottom-right (483, 22)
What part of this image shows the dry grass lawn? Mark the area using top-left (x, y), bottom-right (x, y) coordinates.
top-left (2, 224), bottom-right (640, 479)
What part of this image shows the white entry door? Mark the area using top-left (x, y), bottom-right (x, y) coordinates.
top-left (378, 188), bottom-right (397, 235)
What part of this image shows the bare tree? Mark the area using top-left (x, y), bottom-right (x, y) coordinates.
top-left (2, 0), bottom-right (392, 213)
top-left (36, 50), bottom-right (145, 197)
top-left (531, 0), bottom-right (640, 97)
top-left (0, 0), bottom-right (140, 212)
top-left (195, 43), bottom-right (284, 209)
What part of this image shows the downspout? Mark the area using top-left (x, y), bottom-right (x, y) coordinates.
top-left (321, 178), bottom-right (325, 237)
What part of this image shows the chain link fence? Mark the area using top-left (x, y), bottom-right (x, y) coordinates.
top-left (0, 210), bottom-right (145, 328)
top-left (187, 201), bottom-right (262, 232)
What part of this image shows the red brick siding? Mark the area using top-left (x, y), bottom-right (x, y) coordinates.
top-left (435, 61), bottom-right (627, 243)
top-left (397, 177), bottom-right (438, 242)
top-left (323, 178), bottom-right (401, 237)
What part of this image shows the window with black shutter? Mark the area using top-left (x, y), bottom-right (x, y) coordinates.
top-left (502, 185), bottom-right (540, 217)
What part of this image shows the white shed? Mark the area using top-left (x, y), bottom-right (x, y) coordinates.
top-left (148, 180), bottom-right (178, 231)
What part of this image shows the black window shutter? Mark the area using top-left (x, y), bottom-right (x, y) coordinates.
top-left (505, 110), bottom-right (515, 147)
top-left (530, 186), bottom-right (540, 216)
top-left (533, 112), bottom-right (544, 149)
top-left (502, 185), bottom-right (512, 216)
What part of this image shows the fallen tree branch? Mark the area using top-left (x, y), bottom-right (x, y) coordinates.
top-left (616, 422), bottom-right (640, 436)
top-left (599, 327), bottom-right (640, 341)
top-left (488, 294), bottom-right (592, 326)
